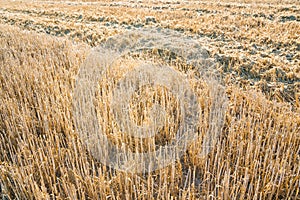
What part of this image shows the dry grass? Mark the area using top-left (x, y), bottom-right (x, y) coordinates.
top-left (0, 0), bottom-right (300, 199)
top-left (0, 0), bottom-right (299, 100)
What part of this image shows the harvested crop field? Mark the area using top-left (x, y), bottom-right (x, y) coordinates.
top-left (0, 0), bottom-right (299, 199)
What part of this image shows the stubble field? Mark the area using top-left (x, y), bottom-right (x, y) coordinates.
top-left (0, 0), bottom-right (299, 199)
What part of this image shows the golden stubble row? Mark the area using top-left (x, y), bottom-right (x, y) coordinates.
top-left (0, 23), bottom-right (299, 199)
